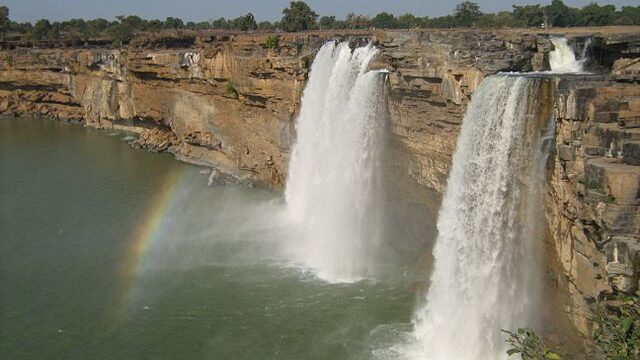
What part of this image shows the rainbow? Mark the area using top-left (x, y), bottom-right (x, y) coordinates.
top-left (109, 166), bottom-right (186, 323)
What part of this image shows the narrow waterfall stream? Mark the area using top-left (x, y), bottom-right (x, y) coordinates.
top-left (285, 41), bottom-right (388, 283)
top-left (408, 75), bottom-right (552, 360)
top-left (549, 37), bottom-right (588, 73)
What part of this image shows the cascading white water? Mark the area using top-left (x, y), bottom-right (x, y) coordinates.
top-left (411, 75), bottom-right (548, 360)
top-left (549, 37), bottom-right (587, 73)
top-left (284, 41), bottom-right (387, 283)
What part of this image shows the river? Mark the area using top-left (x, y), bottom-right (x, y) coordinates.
top-left (0, 117), bottom-right (414, 359)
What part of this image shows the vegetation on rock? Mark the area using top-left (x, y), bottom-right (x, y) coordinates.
top-left (264, 35), bottom-right (279, 49)
top-left (502, 328), bottom-right (563, 359)
top-left (504, 295), bottom-right (640, 360)
top-left (593, 295), bottom-right (640, 359)
top-left (225, 81), bottom-right (238, 98)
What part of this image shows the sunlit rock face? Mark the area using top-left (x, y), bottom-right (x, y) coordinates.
top-left (0, 28), bottom-right (639, 346)
top-left (0, 29), bottom-right (573, 190)
top-left (548, 76), bottom-right (640, 338)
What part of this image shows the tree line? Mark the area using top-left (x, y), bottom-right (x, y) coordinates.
top-left (1, 1), bottom-right (639, 45)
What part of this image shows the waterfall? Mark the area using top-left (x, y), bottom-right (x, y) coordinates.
top-left (284, 41), bottom-right (387, 283)
top-left (411, 75), bottom-right (549, 360)
top-left (549, 37), bottom-right (587, 73)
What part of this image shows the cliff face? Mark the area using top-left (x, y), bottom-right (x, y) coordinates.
top-left (0, 29), bottom-right (557, 189)
top-left (377, 29), bottom-right (547, 197)
top-left (0, 34), bottom-right (323, 185)
top-left (1, 29), bottom-right (634, 189)
top-left (548, 76), bottom-right (640, 337)
top-left (1, 28), bottom-right (640, 344)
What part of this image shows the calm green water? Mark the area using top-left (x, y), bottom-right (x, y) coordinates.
top-left (0, 118), bottom-right (414, 359)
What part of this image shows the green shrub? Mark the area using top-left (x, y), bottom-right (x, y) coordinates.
top-left (593, 295), bottom-right (640, 359)
top-left (225, 81), bottom-right (238, 97)
top-left (503, 295), bottom-right (640, 359)
top-left (265, 35), bottom-right (279, 49)
top-left (502, 328), bottom-right (563, 359)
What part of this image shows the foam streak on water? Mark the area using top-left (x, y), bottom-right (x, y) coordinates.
top-left (284, 41), bottom-right (386, 283)
top-left (411, 75), bottom-right (546, 360)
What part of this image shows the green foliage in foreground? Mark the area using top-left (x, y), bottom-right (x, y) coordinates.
top-left (593, 295), bottom-right (640, 359)
top-left (504, 295), bottom-right (640, 360)
top-left (503, 328), bottom-right (563, 359)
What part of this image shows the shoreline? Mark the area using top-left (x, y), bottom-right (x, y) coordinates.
top-left (1, 114), bottom-right (263, 187)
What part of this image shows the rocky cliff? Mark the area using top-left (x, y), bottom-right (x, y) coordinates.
top-left (1, 27), bottom-right (639, 348)
top-left (1, 32), bottom-right (323, 185)
top-left (548, 75), bottom-right (640, 339)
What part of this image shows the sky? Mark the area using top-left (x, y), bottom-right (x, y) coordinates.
top-left (2, 0), bottom-right (638, 23)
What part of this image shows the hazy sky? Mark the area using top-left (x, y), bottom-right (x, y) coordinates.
top-left (2, 0), bottom-right (638, 23)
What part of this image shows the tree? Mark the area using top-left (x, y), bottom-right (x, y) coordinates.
top-left (493, 11), bottom-right (515, 28)
top-left (258, 21), bottom-right (274, 30)
top-left (119, 15), bottom-right (145, 31)
top-left (59, 18), bottom-right (90, 42)
top-left (545, 0), bottom-right (576, 27)
top-left (32, 19), bottom-right (52, 40)
top-left (476, 13), bottom-right (497, 28)
top-left (617, 6), bottom-right (640, 25)
top-left (0, 6), bottom-right (7, 22)
top-left (454, 1), bottom-right (482, 27)
top-left (163, 17), bottom-right (184, 30)
top-left (422, 15), bottom-right (456, 28)
top-left (88, 18), bottom-right (108, 32)
top-left (145, 19), bottom-right (163, 32)
top-left (280, 1), bottom-right (318, 32)
top-left (0, 6), bottom-right (9, 40)
top-left (371, 12), bottom-right (396, 29)
top-left (397, 13), bottom-right (419, 28)
top-left (231, 13), bottom-right (257, 31)
top-left (512, 4), bottom-right (545, 27)
top-left (578, 3), bottom-right (616, 26)
top-left (211, 17), bottom-right (229, 29)
top-left (107, 16), bottom-right (133, 46)
top-left (319, 15), bottom-right (337, 29)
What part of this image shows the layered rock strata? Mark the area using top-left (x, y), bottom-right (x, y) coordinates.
top-left (1, 28), bottom-right (640, 346)
top-left (548, 75), bottom-right (640, 339)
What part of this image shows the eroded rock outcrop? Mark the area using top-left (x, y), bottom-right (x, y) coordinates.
top-left (1, 28), bottom-right (640, 347)
top-left (0, 29), bottom-right (569, 188)
top-left (547, 77), bottom-right (640, 340)
top-left (0, 34), bottom-right (319, 186)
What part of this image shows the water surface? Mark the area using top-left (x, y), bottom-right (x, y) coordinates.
top-left (0, 118), bottom-right (414, 359)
